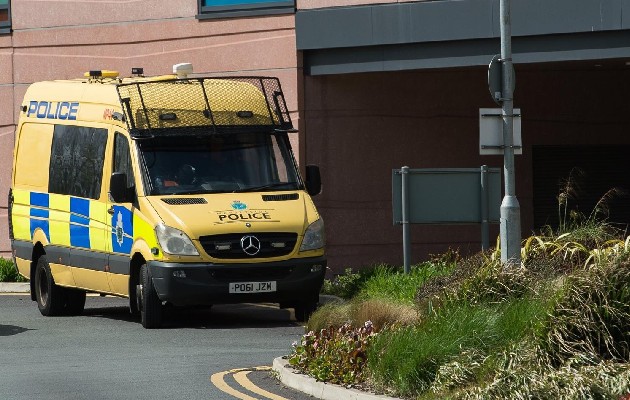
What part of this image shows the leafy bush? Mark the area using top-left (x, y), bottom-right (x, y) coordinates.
top-left (322, 265), bottom-right (382, 299)
top-left (358, 262), bottom-right (452, 305)
top-left (324, 254), bottom-right (457, 302)
top-left (292, 208), bottom-right (630, 400)
top-left (0, 258), bottom-right (26, 282)
top-left (457, 345), bottom-right (630, 400)
top-left (367, 297), bottom-right (550, 398)
top-left (288, 321), bottom-right (378, 385)
top-left (541, 261), bottom-right (630, 363)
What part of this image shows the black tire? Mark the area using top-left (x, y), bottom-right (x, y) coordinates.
top-left (63, 289), bottom-right (86, 316)
top-left (129, 275), bottom-right (140, 316)
top-left (34, 256), bottom-right (65, 316)
top-left (294, 301), bottom-right (318, 323)
top-left (139, 264), bottom-right (162, 329)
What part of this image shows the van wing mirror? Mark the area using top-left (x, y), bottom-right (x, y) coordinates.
top-left (305, 165), bottom-right (321, 196)
top-left (110, 172), bottom-right (133, 203)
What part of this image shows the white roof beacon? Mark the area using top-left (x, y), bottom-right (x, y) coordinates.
top-left (173, 63), bottom-right (193, 79)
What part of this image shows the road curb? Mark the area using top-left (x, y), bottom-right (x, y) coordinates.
top-left (0, 282), bottom-right (30, 293)
top-left (272, 357), bottom-right (401, 400)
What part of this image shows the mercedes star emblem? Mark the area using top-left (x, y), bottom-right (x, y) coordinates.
top-left (240, 235), bottom-right (261, 256)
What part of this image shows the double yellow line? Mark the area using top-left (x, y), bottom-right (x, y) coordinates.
top-left (210, 366), bottom-right (289, 400)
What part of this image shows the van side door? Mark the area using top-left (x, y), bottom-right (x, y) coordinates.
top-left (105, 131), bottom-right (137, 296)
top-left (48, 124), bottom-right (111, 293)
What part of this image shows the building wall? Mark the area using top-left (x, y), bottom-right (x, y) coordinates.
top-left (0, 1), bottom-right (300, 258)
top-left (303, 64), bottom-right (630, 273)
top-left (0, 34), bottom-right (13, 256)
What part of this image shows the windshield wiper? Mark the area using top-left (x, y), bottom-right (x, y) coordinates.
top-left (174, 189), bottom-right (212, 195)
top-left (234, 182), bottom-right (299, 193)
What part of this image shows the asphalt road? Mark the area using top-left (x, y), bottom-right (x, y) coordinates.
top-left (0, 294), bottom-right (315, 400)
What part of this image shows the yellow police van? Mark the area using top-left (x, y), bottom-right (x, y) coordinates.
top-left (9, 64), bottom-right (326, 328)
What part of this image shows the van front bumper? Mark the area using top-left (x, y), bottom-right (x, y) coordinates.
top-left (148, 257), bottom-right (326, 307)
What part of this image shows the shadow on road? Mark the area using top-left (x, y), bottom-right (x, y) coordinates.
top-left (83, 301), bottom-right (301, 330)
top-left (0, 324), bottom-right (32, 336)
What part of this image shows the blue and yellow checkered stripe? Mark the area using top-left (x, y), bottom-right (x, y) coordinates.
top-left (11, 189), bottom-right (112, 253)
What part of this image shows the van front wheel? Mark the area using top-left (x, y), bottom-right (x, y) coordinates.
top-left (34, 256), bottom-right (65, 316)
top-left (138, 264), bottom-right (162, 329)
top-left (294, 301), bottom-right (318, 323)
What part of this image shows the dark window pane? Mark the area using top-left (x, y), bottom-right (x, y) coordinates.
top-left (199, 0), bottom-right (294, 17)
top-left (203, 0), bottom-right (290, 5)
top-left (49, 125), bottom-right (107, 199)
top-left (0, 10), bottom-right (7, 23)
top-left (114, 132), bottom-right (135, 189)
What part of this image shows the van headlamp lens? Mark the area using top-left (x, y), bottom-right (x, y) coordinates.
top-left (300, 218), bottom-right (325, 252)
top-left (155, 224), bottom-right (199, 256)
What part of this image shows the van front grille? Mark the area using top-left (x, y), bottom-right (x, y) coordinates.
top-left (161, 198), bottom-right (207, 205)
top-left (199, 232), bottom-right (298, 259)
top-left (262, 193), bottom-right (299, 201)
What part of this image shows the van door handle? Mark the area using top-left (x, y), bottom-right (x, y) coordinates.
top-left (108, 206), bottom-right (115, 215)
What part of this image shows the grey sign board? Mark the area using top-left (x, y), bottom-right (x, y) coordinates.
top-left (392, 168), bottom-right (502, 224)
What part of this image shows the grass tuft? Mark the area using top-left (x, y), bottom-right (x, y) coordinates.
top-left (367, 297), bottom-right (551, 398)
top-left (0, 258), bottom-right (26, 282)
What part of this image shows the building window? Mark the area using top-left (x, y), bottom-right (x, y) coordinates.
top-left (197, 0), bottom-right (294, 19)
top-left (0, 0), bottom-right (10, 34)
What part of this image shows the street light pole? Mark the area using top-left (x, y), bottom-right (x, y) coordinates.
top-left (499, 0), bottom-right (521, 267)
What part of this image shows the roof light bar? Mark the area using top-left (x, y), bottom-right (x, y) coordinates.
top-left (84, 70), bottom-right (119, 79)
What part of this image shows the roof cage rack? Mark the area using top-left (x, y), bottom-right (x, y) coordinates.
top-left (116, 77), bottom-right (294, 138)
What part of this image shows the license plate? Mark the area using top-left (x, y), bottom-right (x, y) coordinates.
top-left (229, 281), bottom-right (277, 294)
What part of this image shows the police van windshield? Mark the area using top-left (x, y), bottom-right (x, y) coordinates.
top-left (138, 132), bottom-right (302, 195)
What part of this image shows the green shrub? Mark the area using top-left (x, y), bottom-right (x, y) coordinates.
top-left (367, 297), bottom-right (550, 398)
top-left (296, 222), bottom-right (630, 399)
top-left (368, 298), bottom-right (548, 396)
top-left (540, 261), bottom-right (630, 363)
top-left (0, 258), bottom-right (26, 282)
top-left (458, 346), bottom-right (630, 400)
top-left (321, 265), bottom-right (382, 299)
top-left (358, 262), bottom-right (452, 305)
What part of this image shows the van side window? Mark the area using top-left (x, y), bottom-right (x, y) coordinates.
top-left (48, 125), bottom-right (108, 199)
top-left (113, 132), bottom-right (135, 190)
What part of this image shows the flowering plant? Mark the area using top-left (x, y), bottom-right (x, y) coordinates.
top-left (288, 321), bottom-right (378, 385)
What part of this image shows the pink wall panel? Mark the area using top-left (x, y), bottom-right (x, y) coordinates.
top-left (0, 125), bottom-right (11, 257)
top-left (12, 85), bottom-right (27, 125)
top-left (11, 0), bottom-right (195, 30)
top-left (0, 87), bottom-right (14, 126)
top-left (0, 50), bottom-right (12, 84)
top-left (13, 15), bottom-right (295, 48)
top-left (0, 215), bottom-right (8, 258)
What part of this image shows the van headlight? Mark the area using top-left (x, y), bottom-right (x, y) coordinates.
top-left (155, 224), bottom-right (199, 256)
top-left (300, 218), bottom-right (325, 252)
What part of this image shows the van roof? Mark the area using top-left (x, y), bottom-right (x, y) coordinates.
top-left (21, 75), bottom-right (294, 136)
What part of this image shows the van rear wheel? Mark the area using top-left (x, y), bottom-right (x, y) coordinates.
top-left (64, 289), bottom-right (86, 316)
top-left (138, 264), bottom-right (162, 329)
top-left (34, 256), bottom-right (65, 316)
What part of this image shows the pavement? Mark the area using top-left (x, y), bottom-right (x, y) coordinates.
top-left (272, 357), bottom-right (400, 400)
top-left (0, 282), bottom-right (401, 400)
top-left (0, 282), bottom-right (29, 293)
